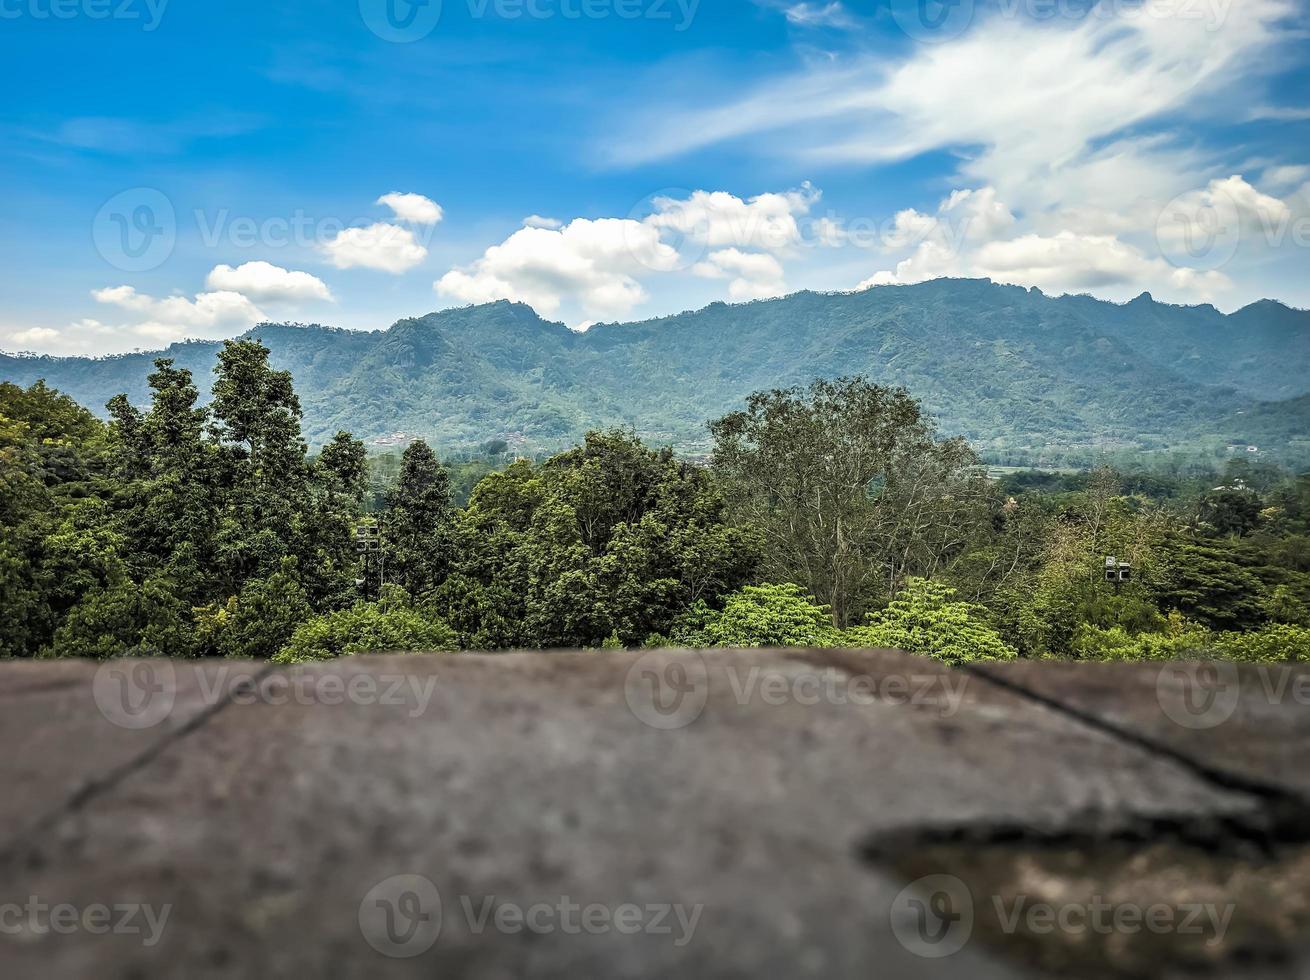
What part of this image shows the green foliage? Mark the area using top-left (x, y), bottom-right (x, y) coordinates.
top-left (45, 577), bottom-right (192, 660)
top-left (1154, 536), bottom-right (1267, 632)
top-left (672, 583), bottom-right (840, 648)
top-left (1264, 585), bottom-right (1309, 626)
top-left (383, 440), bottom-right (455, 597)
top-left (273, 592), bottom-right (458, 663)
top-left (845, 578), bottom-right (1016, 664)
top-left (434, 431), bottom-right (758, 649)
top-left (3, 343), bottom-right (1309, 667)
top-left (195, 559), bottom-right (315, 660)
top-left (1214, 625), bottom-right (1310, 662)
top-left (1197, 487), bottom-right (1264, 537)
top-left (1071, 623), bottom-right (1310, 663)
top-left (711, 376), bottom-right (985, 626)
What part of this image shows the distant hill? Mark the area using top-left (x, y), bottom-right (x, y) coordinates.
top-left (4, 279), bottom-right (1308, 465)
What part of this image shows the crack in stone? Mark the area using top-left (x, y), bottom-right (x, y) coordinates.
top-left (851, 661), bottom-right (1310, 859)
top-left (0, 663), bottom-right (279, 866)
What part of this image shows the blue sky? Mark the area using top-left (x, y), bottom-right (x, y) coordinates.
top-left (2, 0), bottom-right (1308, 354)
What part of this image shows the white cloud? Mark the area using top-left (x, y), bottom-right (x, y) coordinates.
top-left (436, 217), bottom-right (680, 321)
top-left (6, 327), bottom-right (60, 347)
top-left (615, 0), bottom-right (1295, 285)
top-left (378, 192), bottom-right (444, 225)
top-left (91, 285), bottom-right (267, 344)
top-left (860, 185), bottom-right (1233, 303)
top-left (435, 185), bottom-right (838, 321)
top-left (321, 222), bottom-right (428, 274)
top-left (783, 2), bottom-right (854, 28)
top-left (1263, 165), bottom-right (1310, 193)
top-left (976, 231), bottom-right (1225, 294)
top-left (617, 0), bottom-right (1304, 307)
top-left (1155, 174), bottom-right (1292, 265)
top-left (693, 248), bottom-right (787, 300)
top-left (205, 261), bottom-right (334, 303)
top-left (644, 184), bottom-right (823, 254)
top-left (861, 187), bottom-right (1016, 286)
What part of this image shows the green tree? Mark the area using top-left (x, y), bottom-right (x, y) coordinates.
top-left (710, 377), bottom-right (986, 627)
top-left (435, 431), bottom-right (758, 648)
top-left (669, 583), bottom-right (839, 648)
top-left (1155, 536), bottom-right (1267, 632)
top-left (194, 558), bottom-right (315, 659)
top-left (1197, 487), bottom-right (1263, 537)
top-left (383, 440), bottom-right (455, 597)
top-left (845, 577), bottom-right (1016, 664)
top-left (273, 589), bottom-right (458, 663)
top-left (209, 339), bottom-right (310, 591)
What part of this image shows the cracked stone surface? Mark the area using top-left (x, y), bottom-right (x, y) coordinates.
top-left (2, 650), bottom-right (1307, 979)
top-left (972, 661), bottom-right (1310, 803)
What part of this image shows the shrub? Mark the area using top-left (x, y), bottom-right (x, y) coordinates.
top-left (844, 577), bottom-right (1016, 664)
top-left (193, 559), bottom-right (314, 659)
top-left (1069, 624), bottom-right (1214, 662)
top-left (274, 593), bottom-right (458, 663)
top-left (1070, 622), bottom-right (1310, 663)
top-left (672, 583), bottom-right (840, 648)
top-left (1213, 624), bottom-right (1310, 663)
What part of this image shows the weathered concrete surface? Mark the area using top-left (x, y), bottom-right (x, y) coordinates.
top-left (2, 650), bottom-right (1307, 979)
top-left (0, 659), bottom-right (273, 851)
top-left (973, 660), bottom-right (1310, 802)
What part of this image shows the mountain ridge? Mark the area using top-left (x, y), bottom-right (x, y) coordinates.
top-left (3, 279), bottom-right (1308, 465)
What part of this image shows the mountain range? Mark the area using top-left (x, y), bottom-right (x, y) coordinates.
top-left (4, 279), bottom-right (1308, 465)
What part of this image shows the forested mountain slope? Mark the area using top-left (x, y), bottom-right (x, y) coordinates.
top-left (4, 279), bottom-right (1307, 461)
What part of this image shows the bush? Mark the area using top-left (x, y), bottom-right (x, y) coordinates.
top-left (1069, 623), bottom-right (1214, 662)
top-left (274, 592), bottom-right (458, 663)
top-left (44, 577), bottom-right (193, 659)
top-left (1214, 624), bottom-right (1310, 663)
top-left (194, 559), bottom-right (314, 659)
top-left (843, 577), bottom-right (1016, 664)
top-left (671, 583), bottom-right (840, 648)
top-left (1070, 622), bottom-right (1310, 663)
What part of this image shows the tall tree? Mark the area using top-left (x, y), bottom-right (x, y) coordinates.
top-left (383, 440), bottom-right (455, 598)
top-left (710, 376), bottom-right (986, 627)
top-left (209, 340), bottom-right (309, 591)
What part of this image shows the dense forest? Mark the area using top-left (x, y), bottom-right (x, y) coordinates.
top-left (3, 340), bottom-right (1307, 664)
top-left (4, 280), bottom-right (1309, 467)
